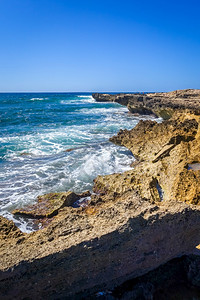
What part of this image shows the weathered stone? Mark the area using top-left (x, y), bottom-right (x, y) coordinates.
top-left (1, 198), bottom-right (200, 299)
top-left (94, 113), bottom-right (200, 205)
top-left (93, 89), bottom-right (200, 119)
top-left (0, 216), bottom-right (24, 241)
top-left (1, 90), bottom-right (200, 298)
top-left (12, 191), bottom-right (81, 218)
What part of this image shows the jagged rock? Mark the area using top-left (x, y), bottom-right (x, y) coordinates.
top-left (0, 216), bottom-right (24, 240)
top-left (93, 89), bottom-right (200, 119)
top-left (93, 113), bottom-right (200, 205)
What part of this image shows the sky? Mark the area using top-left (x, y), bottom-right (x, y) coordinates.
top-left (0, 0), bottom-right (199, 92)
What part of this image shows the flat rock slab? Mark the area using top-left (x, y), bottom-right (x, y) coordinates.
top-left (12, 191), bottom-right (81, 218)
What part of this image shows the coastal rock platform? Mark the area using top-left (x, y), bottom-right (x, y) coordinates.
top-left (93, 89), bottom-right (200, 119)
top-left (1, 89), bottom-right (200, 299)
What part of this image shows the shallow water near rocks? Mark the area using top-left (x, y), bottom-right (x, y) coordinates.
top-left (0, 93), bottom-right (160, 232)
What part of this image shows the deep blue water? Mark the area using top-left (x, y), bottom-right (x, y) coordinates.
top-left (0, 93), bottom-right (157, 231)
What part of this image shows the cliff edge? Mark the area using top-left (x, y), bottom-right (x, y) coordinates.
top-left (93, 89), bottom-right (200, 119)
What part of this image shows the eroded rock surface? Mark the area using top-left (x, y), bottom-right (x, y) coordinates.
top-left (1, 89), bottom-right (200, 298)
top-left (1, 198), bottom-right (200, 299)
top-left (0, 216), bottom-right (24, 241)
top-left (93, 89), bottom-right (200, 119)
top-left (93, 113), bottom-right (200, 206)
top-left (12, 191), bottom-right (90, 219)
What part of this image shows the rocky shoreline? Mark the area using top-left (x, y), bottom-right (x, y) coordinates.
top-left (93, 89), bottom-right (200, 119)
top-left (1, 89), bottom-right (200, 299)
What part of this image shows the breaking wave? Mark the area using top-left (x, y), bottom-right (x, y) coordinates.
top-left (0, 93), bottom-right (158, 232)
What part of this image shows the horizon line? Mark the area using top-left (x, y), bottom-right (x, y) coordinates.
top-left (0, 88), bottom-right (198, 93)
top-left (0, 90), bottom-right (170, 94)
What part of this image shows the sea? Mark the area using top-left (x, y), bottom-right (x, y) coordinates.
top-left (0, 93), bottom-right (158, 232)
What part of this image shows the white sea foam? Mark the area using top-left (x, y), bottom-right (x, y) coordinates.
top-left (30, 97), bottom-right (48, 101)
top-left (60, 95), bottom-right (95, 105)
top-left (60, 100), bottom-right (78, 104)
top-left (0, 94), bottom-right (161, 232)
top-left (78, 106), bottom-right (128, 115)
top-left (1, 211), bottom-right (39, 233)
top-left (77, 95), bottom-right (94, 98)
top-left (2, 110), bottom-right (155, 162)
top-left (0, 142), bottom-right (134, 232)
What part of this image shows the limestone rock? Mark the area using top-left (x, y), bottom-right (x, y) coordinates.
top-left (0, 216), bottom-right (24, 241)
top-left (93, 89), bottom-right (200, 119)
top-left (2, 90), bottom-right (200, 298)
top-left (1, 196), bottom-right (200, 299)
top-left (12, 191), bottom-right (81, 218)
top-left (93, 113), bottom-right (200, 205)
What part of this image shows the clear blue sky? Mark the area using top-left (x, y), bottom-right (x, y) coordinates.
top-left (0, 0), bottom-right (199, 92)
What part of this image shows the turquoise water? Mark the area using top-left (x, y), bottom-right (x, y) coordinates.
top-left (0, 93), bottom-right (157, 232)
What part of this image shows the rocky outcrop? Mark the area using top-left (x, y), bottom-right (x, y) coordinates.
top-left (94, 113), bottom-right (200, 206)
top-left (93, 89), bottom-right (200, 119)
top-left (1, 90), bottom-right (200, 298)
top-left (12, 191), bottom-right (90, 219)
top-left (0, 216), bottom-right (24, 241)
top-left (12, 191), bottom-right (80, 218)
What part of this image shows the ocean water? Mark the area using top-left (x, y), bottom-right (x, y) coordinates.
top-left (0, 93), bottom-right (158, 232)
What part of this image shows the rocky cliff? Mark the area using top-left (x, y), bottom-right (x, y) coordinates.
top-left (93, 89), bottom-right (200, 119)
top-left (1, 89), bottom-right (200, 299)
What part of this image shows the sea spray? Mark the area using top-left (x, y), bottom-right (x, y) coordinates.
top-left (0, 93), bottom-right (159, 231)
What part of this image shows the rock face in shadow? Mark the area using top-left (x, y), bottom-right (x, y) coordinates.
top-left (93, 89), bottom-right (200, 119)
top-left (112, 254), bottom-right (200, 300)
top-left (1, 200), bottom-right (200, 299)
top-left (1, 90), bottom-right (200, 298)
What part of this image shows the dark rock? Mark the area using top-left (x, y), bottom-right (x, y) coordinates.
top-left (19, 152), bottom-right (31, 156)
